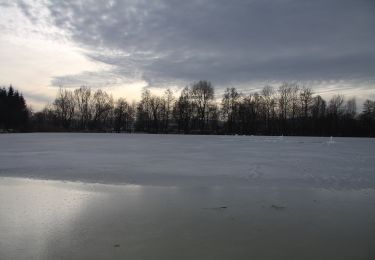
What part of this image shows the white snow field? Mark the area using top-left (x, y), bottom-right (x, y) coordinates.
top-left (0, 133), bottom-right (375, 259)
top-left (1, 133), bottom-right (375, 188)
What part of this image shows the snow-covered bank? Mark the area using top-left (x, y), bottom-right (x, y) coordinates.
top-left (0, 133), bottom-right (374, 189)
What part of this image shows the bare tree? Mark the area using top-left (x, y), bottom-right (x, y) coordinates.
top-left (290, 83), bottom-right (300, 121)
top-left (238, 93), bottom-right (262, 134)
top-left (363, 100), bottom-right (375, 115)
top-left (261, 85), bottom-right (276, 132)
top-left (360, 99), bottom-right (375, 135)
top-left (278, 83), bottom-right (291, 121)
top-left (114, 98), bottom-right (135, 132)
top-left (345, 97), bottom-right (356, 118)
top-left (136, 89), bottom-right (152, 132)
top-left (149, 95), bottom-right (163, 132)
top-left (311, 95), bottom-right (326, 119)
top-left (300, 86), bottom-right (314, 118)
top-left (74, 86), bottom-right (92, 130)
top-left (53, 88), bottom-right (75, 129)
top-left (328, 94), bottom-right (345, 117)
top-left (207, 103), bottom-right (219, 132)
top-left (163, 88), bottom-right (175, 132)
top-left (173, 87), bottom-right (193, 133)
top-left (222, 87), bottom-right (241, 133)
top-left (91, 89), bottom-right (114, 130)
top-left (191, 81), bottom-right (214, 131)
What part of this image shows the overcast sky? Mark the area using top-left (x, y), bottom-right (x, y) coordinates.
top-left (0, 0), bottom-right (374, 110)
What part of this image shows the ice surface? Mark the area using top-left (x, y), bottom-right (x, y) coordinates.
top-left (1, 133), bottom-right (375, 259)
top-left (0, 177), bottom-right (374, 260)
top-left (0, 133), bottom-right (374, 189)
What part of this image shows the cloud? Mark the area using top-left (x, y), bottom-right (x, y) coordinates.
top-left (51, 70), bottom-right (141, 88)
top-left (9, 0), bottom-right (375, 95)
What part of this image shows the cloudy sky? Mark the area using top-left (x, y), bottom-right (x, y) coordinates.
top-left (0, 0), bottom-right (374, 110)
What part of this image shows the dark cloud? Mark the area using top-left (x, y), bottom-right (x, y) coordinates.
top-left (18, 0), bottom-right (375, 89)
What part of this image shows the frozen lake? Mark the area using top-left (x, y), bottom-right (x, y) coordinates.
top-left (0, 133), bottom-right (375, 259)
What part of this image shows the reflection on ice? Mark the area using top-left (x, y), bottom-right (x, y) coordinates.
top-left (1, 177), bottom-right (374, 260)
top-left (0, 178), bottom-right (98, 260)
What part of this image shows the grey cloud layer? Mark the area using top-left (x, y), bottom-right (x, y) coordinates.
top-left (18, 0), bottom-right (375, 88)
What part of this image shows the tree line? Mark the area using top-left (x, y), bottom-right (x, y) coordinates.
top-left (0, 86), bottom-right (29, 131)
top-left (1, 81), bottom-right (375, 136)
